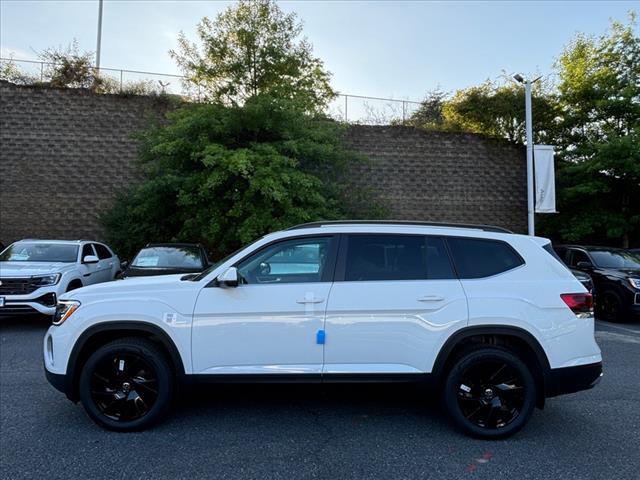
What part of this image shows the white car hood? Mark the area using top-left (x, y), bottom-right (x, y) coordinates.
top-left (60, 273), bottom-right (193, 300)
top-left (0, 261), bottom-right (75, 277)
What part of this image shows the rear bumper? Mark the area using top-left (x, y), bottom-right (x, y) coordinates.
top-left (546, 361), bottom-right (603, 398)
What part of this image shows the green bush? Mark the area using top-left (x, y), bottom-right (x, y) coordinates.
top-left (102, 95), bottom-right (378, 260)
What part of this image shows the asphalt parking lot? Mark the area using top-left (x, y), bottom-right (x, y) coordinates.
top-left (1, 318), bottom-right (639, 480)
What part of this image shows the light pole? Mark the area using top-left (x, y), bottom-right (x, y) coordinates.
top-left (513, 74), bottom-right (541, 236)
top-left (96, 0), bottom-right (104, 71)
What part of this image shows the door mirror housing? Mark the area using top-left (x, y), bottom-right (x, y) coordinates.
top-left (83, 255), bottom-right (99, 264)
top-left (218, 267), bottom-right (239, 287)
top-left (577, 261), bottom-right (593, 269)
top-left (120, 260), bottom-right (129, 271)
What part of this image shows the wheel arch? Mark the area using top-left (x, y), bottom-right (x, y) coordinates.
top-left (65, 321), bottom-right (186, 402)
top-left (431, 325), bottom-right (551, 407)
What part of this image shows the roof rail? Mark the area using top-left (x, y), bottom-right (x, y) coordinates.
top-left (286, 220), bottom-right (513, 234)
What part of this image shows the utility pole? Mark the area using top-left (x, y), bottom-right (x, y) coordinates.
top-left (96, 0), bottom-right (104, 71)
top-left (514, 74), bottom-right (541, 236)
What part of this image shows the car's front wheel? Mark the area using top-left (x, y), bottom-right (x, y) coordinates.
top-left (78, 337), bottom-right (174, 431)
top-left (443, 346), bottom-right (536, 439)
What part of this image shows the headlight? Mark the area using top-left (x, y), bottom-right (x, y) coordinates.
top-left (629, 278), bottom-right (640, 289)
top-left (31, 274), bottom-right (61, 287)
top-left (52, 300), bottom-right (80, 326)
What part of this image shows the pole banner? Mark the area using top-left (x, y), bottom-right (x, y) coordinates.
top-left (534, 145), bottom-right (557, 213)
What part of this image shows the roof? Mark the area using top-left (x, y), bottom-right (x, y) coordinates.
top-left (144, 243), bottom-right (203, 248)
top-left (286, 220), bottom-right (512, 234)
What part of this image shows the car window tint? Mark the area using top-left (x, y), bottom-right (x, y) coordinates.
top-left (447, 237), bottom-right (523, 279)
top-left (425, 237), bottom-right (456, 279)
top-left (569, 250), bottom-right (590, 267)
top-left (344, 234), bottom-right (454, 281)
top-left (81, 244), bottom-right (95, 260)
top-left (237, 237), bottom-right (333, 284)
top-left (93, 244), bottom-right (112, 259)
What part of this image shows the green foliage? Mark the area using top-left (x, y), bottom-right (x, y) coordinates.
top-left (39, 40), bottom-right (104, 90)
top-left (540, 14), bottom-right (640, 247)
top-left (102, 96), bottom-right (373, 259)
top-left (406, 89), bottom-right (448, 129)
top-left (170, 0), bottom-right (334, 111)
top-left (410, 79), bottom-right (559, 144)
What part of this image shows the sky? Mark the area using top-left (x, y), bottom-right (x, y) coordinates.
top-left (1, 0), bottom-right (637, 102)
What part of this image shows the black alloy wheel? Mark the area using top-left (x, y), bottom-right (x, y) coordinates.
top-left (79, 337), bottom-right (173, 431)
top-left (598, 291), bottom-right (624, 322)
top-left (444, 347), bottom-right (536, 439)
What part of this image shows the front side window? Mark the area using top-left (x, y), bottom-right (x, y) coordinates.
top-left (447, 237), bottom-right (524, 279)
top-left (237, 237), bottom-right (334, 284)
top-left (343, 234), bottom-right (455, 281)
top-left (81, 244), bottom-right (95, 261)
top-left (93, 244), bottom-right (113, 260)
top-left (0, 242), bottom-right (79, 263)
top-left (569, 250), bottom-right (590, 267)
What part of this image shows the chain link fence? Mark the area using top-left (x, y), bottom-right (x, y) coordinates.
top-left (1, 57), bottom-right (421, 125)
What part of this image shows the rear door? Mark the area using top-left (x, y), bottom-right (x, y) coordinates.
top-left (323, 233), bottom-right (468, 374)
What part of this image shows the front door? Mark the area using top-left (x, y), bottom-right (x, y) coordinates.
top-left (323, 234), bottom-right (468, 374)
top-left (192, 235), bottom-right (338, 375)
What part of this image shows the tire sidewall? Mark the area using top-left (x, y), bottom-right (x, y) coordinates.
top-left (79, 341), bottom-right (173, 431)
top-left (443, 348), bottom-right (536, 439)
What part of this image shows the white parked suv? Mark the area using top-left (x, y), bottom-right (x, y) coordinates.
top-left (43, 222), bottom-right (602, 438)
top-left (0, 239), bottom-right (121, 318)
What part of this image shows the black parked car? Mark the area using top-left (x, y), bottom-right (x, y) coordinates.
top-left (554, 245), bottom-right (640, 322)
top-left (570, 268), bottom-right (594, 293)
top-left (121, 243), bottom-right (211, 278)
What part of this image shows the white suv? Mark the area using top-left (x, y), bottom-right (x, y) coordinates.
top-left (43, 222), bottom-right (602, 438)
top-left (0, 239), bottom-right (121, 318)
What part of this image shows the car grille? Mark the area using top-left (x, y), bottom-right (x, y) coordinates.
top-left (0, 278), bottom-right (39, 295)
top-left (0, 304), bottom-right (40, 316)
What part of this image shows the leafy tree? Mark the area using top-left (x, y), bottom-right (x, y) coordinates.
top-left (39, 40), bottom-right (104, 90)
top-left (102, 96), bottom-right (373, 259)
top-left (441, 79), bottom-right (559, 144)
top-left (171, 0), bottom-right (334, 111)
top-left (406, 88), bottom-right (448, 129)
top-left (540, 14), bottom-right (640, 247)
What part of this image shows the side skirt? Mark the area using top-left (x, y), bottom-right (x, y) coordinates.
top-left (188, 373), bottom-right (433, 385)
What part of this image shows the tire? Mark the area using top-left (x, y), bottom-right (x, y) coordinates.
top-left (66, 280), bottom-right (82, 292)
top-left (596, 290), bottom-right (625, 322)
top-left (443, 346), bottom-right (536, 439)
top-left (78, 337), bottom-right (174, 431)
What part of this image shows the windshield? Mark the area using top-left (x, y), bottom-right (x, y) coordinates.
top-left (0, 242), bottom-right (79, 263)
top-left (590, 250), bottom-right (640, 269)
top-left (131, 246), bottom-right (204, 269)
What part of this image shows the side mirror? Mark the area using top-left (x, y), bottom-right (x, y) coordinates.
top-left (577, 261), bottom-right (593, 269)
top-left (120, 260), bottom-right (129, 270)
top-left (83, 255), bottom-right (99, 264)
top-left (218, 267), bottom-right (238, 287)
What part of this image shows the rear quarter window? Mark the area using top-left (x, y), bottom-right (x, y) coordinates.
top-left (447, 237), bottom-right (524, 279)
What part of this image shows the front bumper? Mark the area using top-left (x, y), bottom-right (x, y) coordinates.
top-left (0, 286), bottom-right (59, 316)
top-left (546, 361), bottom-right (603, 397)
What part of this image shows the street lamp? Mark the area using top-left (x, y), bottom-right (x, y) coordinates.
top-left (513, 74), bottom-right (541, 236)
top-left (96, 0), bottom-right (104, 71)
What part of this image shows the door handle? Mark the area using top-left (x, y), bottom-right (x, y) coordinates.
top-left (417, 295), bottom-right (444, 302)
top-left (296, 297), bottom-right (324, 304)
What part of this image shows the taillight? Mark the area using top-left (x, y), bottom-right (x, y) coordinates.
top-left (561, 293), bottom-right (593, 318)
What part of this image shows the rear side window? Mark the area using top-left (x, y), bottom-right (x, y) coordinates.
top-left (447, 237), bottom-right (524, 279)
top-left (93, 244), bottom-right (112, 259)
top-left (343, 234), bottom-right (455, 281)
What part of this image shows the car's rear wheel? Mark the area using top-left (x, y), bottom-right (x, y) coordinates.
top-left (78, 337), bottom-right (173, 431)
top-left (597, 290), bottom-right (625, 322)
top-left (443, 347), bottom-right (536, 439)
